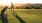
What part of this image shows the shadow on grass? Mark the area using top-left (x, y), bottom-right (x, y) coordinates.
top-left (11, 3), bottom-right (26, 23)
top-left (11, 11), bottom-right (26, 23)
top-left (0, 6), bottom-right (8, 23)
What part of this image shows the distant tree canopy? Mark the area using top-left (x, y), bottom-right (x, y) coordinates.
top-left (15, 5), bottom-right (42, 9)
top-left (8, 5), bottom-right (42, 9)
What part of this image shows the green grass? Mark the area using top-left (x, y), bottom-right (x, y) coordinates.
top-left (0, 9), bottom-right (42, 23)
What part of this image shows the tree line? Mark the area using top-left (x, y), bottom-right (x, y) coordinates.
top-left (8, 5), bottom-right (42, 9)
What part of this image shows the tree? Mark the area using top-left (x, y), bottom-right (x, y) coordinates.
top-left (16, 7), bottom-right (19, 9)
top-left (35, 6), bottom-right (40, 9)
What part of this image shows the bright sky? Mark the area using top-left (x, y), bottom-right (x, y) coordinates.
top-left (0, 0), bottom-right (42, 4)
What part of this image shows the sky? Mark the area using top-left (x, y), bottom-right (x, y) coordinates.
top-left (0, 0), bottom-right (42, 4)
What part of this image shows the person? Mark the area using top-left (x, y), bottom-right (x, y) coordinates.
top-left (11, 2), bottom-right (14, 13)
top-left (11, 2), bottom-right (14, 9)
top-left (1, 6), bottom-right (8, 14)
top-left (1, 6), bottom-right (8, 23)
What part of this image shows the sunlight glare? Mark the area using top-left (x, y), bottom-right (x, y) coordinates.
top-left (0, 0), bottom-right (42, 4)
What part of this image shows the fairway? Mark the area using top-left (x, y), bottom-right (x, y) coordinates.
top-left (0, 9), bottom-right (42, 23)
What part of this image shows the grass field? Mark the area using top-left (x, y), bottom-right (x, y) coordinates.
top-left (0, 9), bottom-right (42, 23)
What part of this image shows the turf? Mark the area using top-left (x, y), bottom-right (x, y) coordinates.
top-left (0, 9), bottom-right (42, 23)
